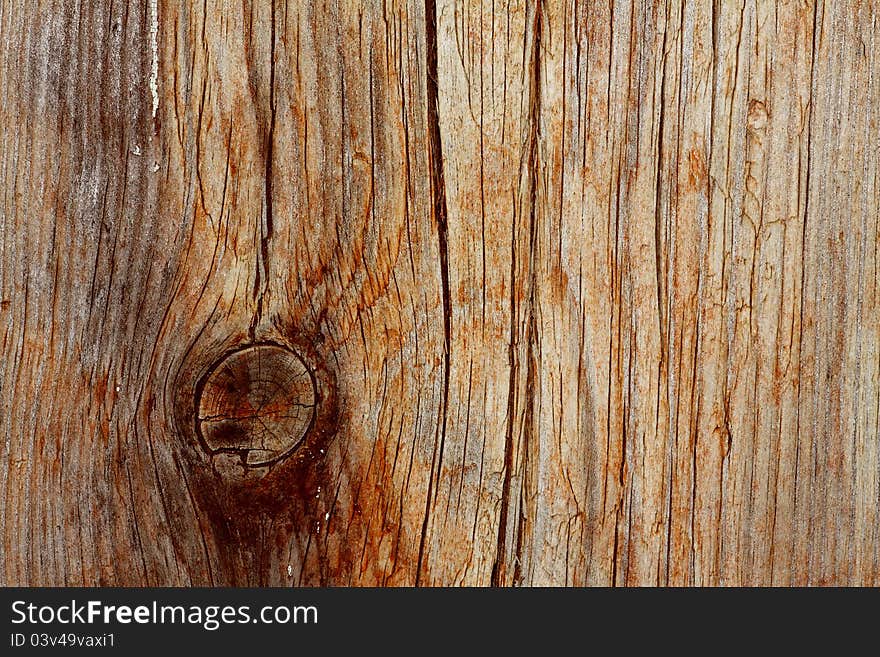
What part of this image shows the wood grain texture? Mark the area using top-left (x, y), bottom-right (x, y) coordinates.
top-left (1, 0), bottom-right (878, 586)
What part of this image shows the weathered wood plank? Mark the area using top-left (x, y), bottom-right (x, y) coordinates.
top-left (2, 0), bottom-right (878, 586)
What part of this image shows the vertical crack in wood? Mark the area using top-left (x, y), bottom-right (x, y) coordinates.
top-left (791, 0), bottom-right (821, 583)
top-left (251, 1), bottom-right (278, 341)
top-left (416, 0), bottom-right (452, 585)
top-left (493, 211), bottom-right (521, 586)
top-left (492, 0), bottom-right (542, 587)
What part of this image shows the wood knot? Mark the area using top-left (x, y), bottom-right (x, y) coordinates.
top-left (196, 344), bottom-right (317, 467)
top-left (747, 99), bottom-right (768, 131)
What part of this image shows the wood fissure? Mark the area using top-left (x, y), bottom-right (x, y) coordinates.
top-left (492, 0), bottom-right (544, 587)
top-left (416, 0), bottom-right (452, 586)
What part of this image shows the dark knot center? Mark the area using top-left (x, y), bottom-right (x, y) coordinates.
top-left (195, 344), bottom-right (316, 466)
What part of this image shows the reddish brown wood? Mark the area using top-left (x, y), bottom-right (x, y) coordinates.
top-left (1, 0), bottom-right (878, 586)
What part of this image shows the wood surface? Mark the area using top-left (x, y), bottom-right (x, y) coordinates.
top-left (1, 0), bottom-right (878, 585)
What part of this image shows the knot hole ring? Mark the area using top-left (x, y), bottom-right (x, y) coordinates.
top-left (195, 343), bottom-right (317, 467)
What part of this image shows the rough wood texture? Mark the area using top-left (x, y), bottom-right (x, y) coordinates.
top-left (1, 0), bottom-right (878, 586)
